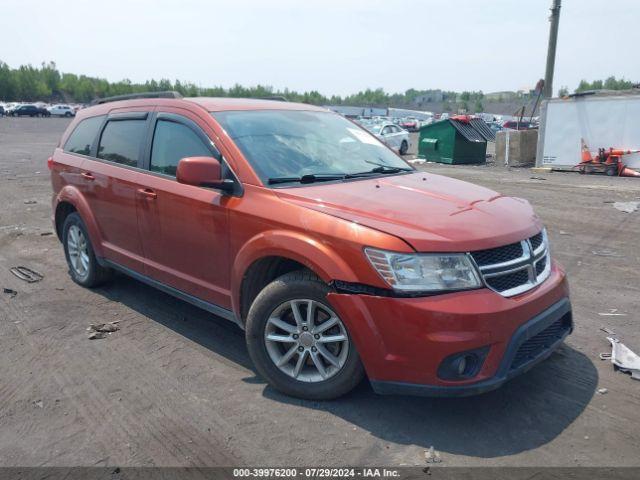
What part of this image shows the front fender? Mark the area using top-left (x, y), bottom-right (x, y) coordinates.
top-left (55, 186), bottom-right (104, 258)
top-left (231, 230), bottom-right (359, 315)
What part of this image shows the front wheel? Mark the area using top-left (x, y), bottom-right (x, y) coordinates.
top-left (246, 271), bottom-right (365, 400)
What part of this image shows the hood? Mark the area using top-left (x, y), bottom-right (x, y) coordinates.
top-left (275, 172), bottom-right (542, 252)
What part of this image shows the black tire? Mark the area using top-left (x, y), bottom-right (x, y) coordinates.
top-left (64, 112), bottom-right (72, 117)
top-left (606, 165), bottom-right (617, 176)
top-left (62, 212), bottom-right (112, 288)
top-left (245, 270), bottom-right (365, 400)
top-left (400, 140), bottom-right (408, 155)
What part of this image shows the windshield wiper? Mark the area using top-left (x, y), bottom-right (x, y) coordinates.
top-left (364, 159), bottom-right (413, 172)
top-left (268, 173), bottom-right (346, 185)
top-left (346, 165), bottom-right (413, 178)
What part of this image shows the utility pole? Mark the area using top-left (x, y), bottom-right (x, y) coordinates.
top-left (543, 0), bottom-right (562, 98)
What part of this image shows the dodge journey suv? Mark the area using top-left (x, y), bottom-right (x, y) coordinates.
top-left (49, 92), bottom-right (572, 400)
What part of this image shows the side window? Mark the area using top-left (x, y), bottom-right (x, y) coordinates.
top-left (97, 119), bottom-right (147, 167)
top-left (63, 115), bottom-right (105, 156)
top-left (150, 119), bottom-right (211, 176)
top-left (381, 126), bottom-right (391, 135)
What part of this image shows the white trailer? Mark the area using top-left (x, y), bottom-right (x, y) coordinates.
top-left (536, 92), bottom-right (640, 170)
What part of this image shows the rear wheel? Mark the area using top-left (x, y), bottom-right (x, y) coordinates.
top-left (62, 213), bottom-right (112, 287)
top-left (64, 112), bottom-right (72, 117)
top-left (400, 140), bottom-right (408, 155)
top-left (245, 271), bottom-right (365, 400)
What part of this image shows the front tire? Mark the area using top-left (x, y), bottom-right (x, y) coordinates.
top-left (62, 213), bottom-right (111, 287)
top-left (246, 271), bottom-right (365, 400)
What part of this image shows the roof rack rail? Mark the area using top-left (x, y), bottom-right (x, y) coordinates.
top-left (257, 96), bottom-right (288, 102)
top-left (91, 91), bottom-right (183, 105)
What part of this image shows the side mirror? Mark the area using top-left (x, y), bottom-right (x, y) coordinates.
top-left (176, 156), bottom-right (235, 193)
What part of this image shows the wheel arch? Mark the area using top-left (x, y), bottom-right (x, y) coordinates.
top-left (54, 186), bottom-right (104, 257)
top-left (232, 230), bottom-right (358, 323)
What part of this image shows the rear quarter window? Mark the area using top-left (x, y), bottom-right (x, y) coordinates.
top-left (63, 115), bottom-right (105, 156)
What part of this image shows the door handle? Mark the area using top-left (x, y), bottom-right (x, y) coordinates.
top-left (81, 172), bottom-right (95, 181)
top-left (137, 188), bottom-right (157, 199)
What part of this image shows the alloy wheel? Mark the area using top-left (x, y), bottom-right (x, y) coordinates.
top-left (67, 225), bottom-right (90, 279)
top-left (264, 299), bottom-right (350, 382)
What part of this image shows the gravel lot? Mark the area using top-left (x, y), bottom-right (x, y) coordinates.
top-left (1, 118), bottom-right (640, 467)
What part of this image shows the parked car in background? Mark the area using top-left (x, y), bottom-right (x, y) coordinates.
top-left (369, 123), bottom-right (411, 155)
top-left (50, 93), bottom-right (571, 400)
top-left (487, 121), bottom-right (503, 134)
top-left (417, 117), bottom-right (433, 128)
top-left (3, 103), bottom-right (20, 115)
top-left (400, 117), bottom-right (420, 132)
top-left (10, 104), bottom-right (51, 117)
top-left (502, 120), bottom-right (536, 130)
top-left (48, 104), bottom-right (75, 117)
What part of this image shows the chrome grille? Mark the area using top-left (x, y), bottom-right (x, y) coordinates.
top-left (470, 230), bottom-right (551, 297)
top-left (471, 242), bottom-right (523, 267)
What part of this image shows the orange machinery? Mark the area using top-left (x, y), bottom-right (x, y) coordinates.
top-left (576, 139), bottom-right (640, 177)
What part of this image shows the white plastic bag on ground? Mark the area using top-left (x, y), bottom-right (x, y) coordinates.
top-left (607, 337), bottom-right (640, 380)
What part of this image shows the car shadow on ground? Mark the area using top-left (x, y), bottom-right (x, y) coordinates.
top-left (99, 273), bottom-right (597, 459)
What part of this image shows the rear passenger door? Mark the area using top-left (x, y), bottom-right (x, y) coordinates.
top-left (79, 110), bottom-right (151, 272)
top-left (136, 111), bottom-right (231, 309)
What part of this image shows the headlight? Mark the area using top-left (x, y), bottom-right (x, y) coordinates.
top-left (364, 248), bottom-right (482, 292)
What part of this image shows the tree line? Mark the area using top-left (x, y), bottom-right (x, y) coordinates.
top-left (558, 76), bottom-right (638, 97)
top-left (1, 61), bottom-right (636, 106)
top-left (0, 60), bottom-right (477, 107)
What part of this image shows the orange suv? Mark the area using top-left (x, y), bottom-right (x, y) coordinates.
top-left (50, 92), bottom-right (572, 400)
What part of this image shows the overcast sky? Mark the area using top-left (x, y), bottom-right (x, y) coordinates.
top-left (3, 0), bottom-right (639, 96)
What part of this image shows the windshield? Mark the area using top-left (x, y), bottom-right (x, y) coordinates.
top-left (212, 110), bottom-right (412, 185)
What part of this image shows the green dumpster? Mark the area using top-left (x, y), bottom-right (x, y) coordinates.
top-left (417, 117), bottom-right (493, 164)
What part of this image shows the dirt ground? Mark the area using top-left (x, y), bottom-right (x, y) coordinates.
top-left (1, 118), bottom-right (640, 467)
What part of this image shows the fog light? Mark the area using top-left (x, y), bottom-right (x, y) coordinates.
top-left (455, 356), bottom-right (468, 376)
top-left (437, 347), bottom-right (490, 381)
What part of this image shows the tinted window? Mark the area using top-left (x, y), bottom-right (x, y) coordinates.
top-left (97, 119), bottom-right (146, 167)
top-left (150, 120), bottom-right (211, 176)
top-left (64, 115), bottom-right (105, 156)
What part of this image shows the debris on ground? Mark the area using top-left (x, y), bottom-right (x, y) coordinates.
top-left (9, 266), bottom-right (44, 283)
top-left (87, 321), bottom-right (120, 339)
top-left (408, 158), bottom-right (426, 165)
top-left (604, 337), bottom-right (640, 380)
top-left (3, 288), bottom-right (17, 298)
top-left (88, 331), bottom-right (107, 340)
top-left (89, 322), bottom-right (120, 333)
top-left (40, 231), bottom-right (53, 236)
top-left (613, 201), bottom-right (639, 214)
top-left (597, 388), bottom-right (608, 395)
top-left (592, 249), bottom-right (622, 257)
top-left (600, 327), bottom-right (616, 335)
top-left (23, 199), bottom-right (37, 204)
top-left (530, 176), bottom-right (547, 180)
top-left (559, 230), bottom-right (571, 235)
top-left (599, 309), bottom-right (626, 316)
top-left (424, 446), bottom-right (442, 464)
top-left (33, 400), bottom-right (43, 408)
